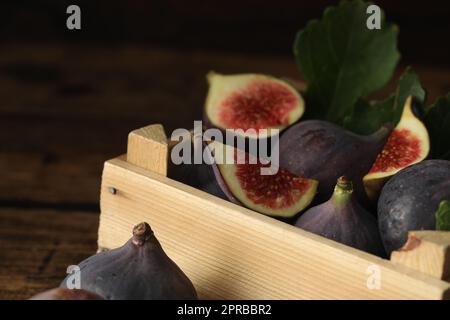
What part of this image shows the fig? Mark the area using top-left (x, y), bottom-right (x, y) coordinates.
top-left (204, 72), bottom-right (305, 138)
top-left (295, 177), bottom-right (385, 256)
top-left (208, 140), bottom-right (318, 218)
top-left (29, 288), bottom-right (104, 300)
top-left (168, 135), bottom-right (229, 201)
top-left (61, 222), bottom-right (197, 300)
top-left (378, 160), bottom-right (450, 255)
top-left (279, 120), bottom-right (390, 204)
top-left (363, 96), bottom-right (430, 200)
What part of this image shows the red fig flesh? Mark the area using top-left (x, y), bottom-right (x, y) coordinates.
top-left (209, 141), bottom-right (318, 217)
top-left (295, 177), bottom-right (385, 256)
top-left (363, 96), bottom-right (430, 200)
top-left (204, 72), bottom-right (304, 138)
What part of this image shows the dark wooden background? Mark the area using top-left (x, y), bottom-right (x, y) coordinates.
top-left (1, 1), bottom-right (450, 299)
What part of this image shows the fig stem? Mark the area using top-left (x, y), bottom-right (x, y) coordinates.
top-left (336, 176), bottom-right (353, 192)
top-left (332, 176), bottom-right (353, 207)
top-left (132, 222), bottom-right (153, 246)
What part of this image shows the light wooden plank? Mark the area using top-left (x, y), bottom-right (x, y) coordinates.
top-left (391, 231), bottom-right (450, 282)
top-left (98, 157), bottom-right (450, 300)
top-left (126, 124), bottom-right (168, 176)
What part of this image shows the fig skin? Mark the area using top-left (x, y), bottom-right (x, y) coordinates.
top-left (378, 160), bottom-right (450, 255)
top-left (29, 288), bottom-right (104, 300)
top-left (279, 120), bottom-right (390, 205)
top-left (61, 222), bottom-right (198, 300)
top-left (168, 142), bottom-right (230, 201)
top-left (295, 177), bottom-right (385, 257)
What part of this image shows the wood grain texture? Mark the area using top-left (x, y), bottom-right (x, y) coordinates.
top-left (127, 124), bottom-right (168, 175)
top-left (1, 45), bottom-right (450, 205)
top-left (391, 231), bottom-right (450, 282)
top-left (1, 45), bottom-right (450, 299)
top-left (0, 208), bottom-right (98, 299)
top-left (98, 157), bottom-right (450, 300)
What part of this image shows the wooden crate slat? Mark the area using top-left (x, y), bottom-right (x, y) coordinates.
top-left (98, 157), bottom-right (450, 300)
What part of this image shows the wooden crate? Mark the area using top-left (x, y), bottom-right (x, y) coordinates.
top-left (97, 124), bottom-right (450, 299)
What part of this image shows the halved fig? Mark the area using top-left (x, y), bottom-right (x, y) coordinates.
top-left (208, 141), bottom-right (318, 217)
top-left (363, 96), bottom-right (430, 200)
top-left (204, 72), bottom-right (305, 139)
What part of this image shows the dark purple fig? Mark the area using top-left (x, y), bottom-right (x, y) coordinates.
top-left (279, 120), bottom-right (390, 204)
top-left (61, 222), bottom-right (197, 300)
top-left (378, 160), bottom-right (450, 255)
top-left (295, 176), bottom-right (385, 256)
top-left (29, 288), bottom-right (104, 300)
top-left (168, 139), bottom-right (229, 201)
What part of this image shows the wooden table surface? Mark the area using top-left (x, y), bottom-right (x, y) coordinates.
top-left (0, 44), bottom-right (449, 299)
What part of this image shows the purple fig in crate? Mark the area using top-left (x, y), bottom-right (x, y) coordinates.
top-left (61, 222), bottom-right (197, 300)
top-left (29, 288), bottom-right (104, 300)
top-left (279, 120), bottom-right (390, 204)
top-left (378, 160), bottom-right (450, 255)
top-left (295, 176), bottom-right (385, 256)
top-left (168, 139), bottom-right (229, 201)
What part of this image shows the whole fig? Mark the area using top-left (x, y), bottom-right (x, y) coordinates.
top-left (61, 222), bottom-right (197, 300)
top-left (295, 176), bottom-right (385, 256)
top-left (279, 120), bottom-right (390, 204)
top-left (378, 160), bottom-right (450, 255)
top-left (168, 138), bottom-right (229, 201)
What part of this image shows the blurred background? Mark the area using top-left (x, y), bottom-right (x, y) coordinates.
top-left (1, 0), bottom-right (450, 299)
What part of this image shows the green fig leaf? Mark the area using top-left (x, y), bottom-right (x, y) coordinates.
top-left (343, 67), bottom-right (426, 134)
top-left (435, 200), bottom-right (450, 231)
top-left (343, 96), bottom-right (395, 135)
top-left (294, 0), bottom-right (400, 124)
top-left (425, 93), bottom-right (450, 160)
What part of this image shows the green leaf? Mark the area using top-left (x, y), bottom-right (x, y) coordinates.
top-left (294, 0), bottom-right (400, 124)
top-left (343, 67), bottom-right (426, 134)
top-left (436, 200), bottom-right (450, 231)
top-left (343, 96), bottom-right (395, 134)
top-left (393, 66), bottom-right (427, 120)
top-left (425, 93), bottom-right (450, 160)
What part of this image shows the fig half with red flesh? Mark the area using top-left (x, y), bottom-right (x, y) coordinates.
top-left (363, 96), bottom-right (430, 200)
top-left (204, 72), bottom-right (305, 139)
top-left (208, 141), bottom-right (318, 217)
